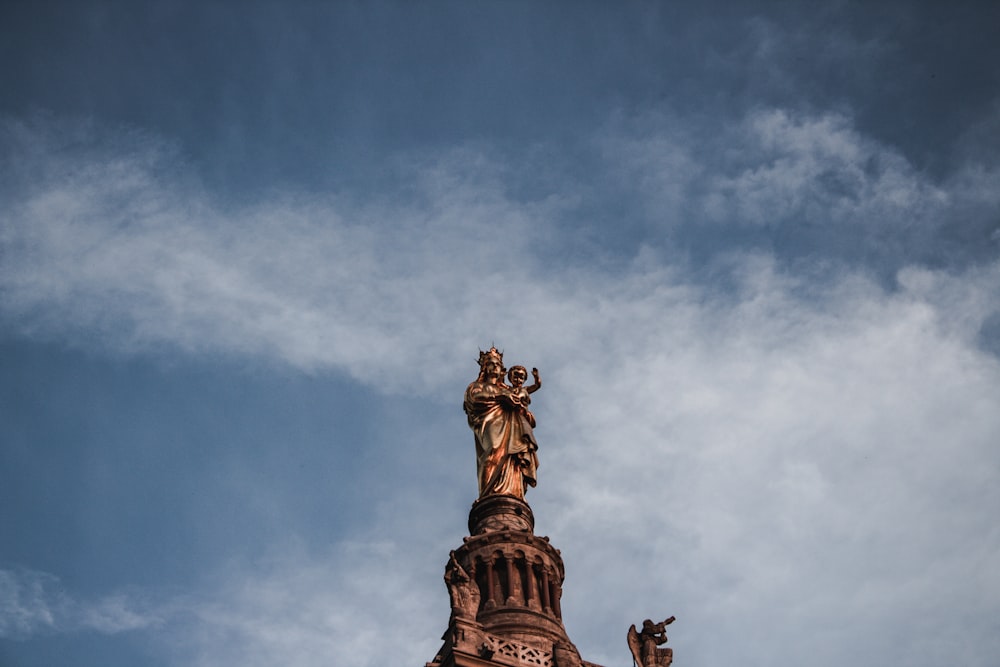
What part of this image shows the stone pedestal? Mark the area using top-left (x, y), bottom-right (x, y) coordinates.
top-left (468, 495), bottom-right (535, 535)
top-left (428, 496), bottom-right (600, 667)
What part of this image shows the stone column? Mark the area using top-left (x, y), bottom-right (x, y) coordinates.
top-left (483, 556), bottom-right (497, 610)
top-left (540, 567), bottom-right (551, 613)
top-left (505, 553), bottom-right (517, 605)
top-left (525, 560), bottom-right (540, 611)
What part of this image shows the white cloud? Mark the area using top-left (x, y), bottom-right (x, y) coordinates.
top-left (0, 545), bottom-right (443, 667)
top-left (0, 568), bottom-right (59, 638)
top-left (1, 121), bottom-right (568, 393)
top-left (601, 108), bottom-right (954, 245)
top-left (160, 541), bottom-right (443, 667)
top-left (2, 111), bottom-right (996, 390)
top-left (0, 568), bottom-right (162, 638)
top-left (534, 259), bottom-right (1000, 667)
top-left (714, 110), bottom-right (949, 227)
top-left (2, 111), bottom-right (999, 667)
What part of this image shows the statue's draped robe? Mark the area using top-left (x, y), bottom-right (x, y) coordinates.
top-left (464, 380), bottom-right (538, 498)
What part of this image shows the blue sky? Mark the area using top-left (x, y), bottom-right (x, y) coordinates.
top-left (2, 2), bottom-right (999, 666)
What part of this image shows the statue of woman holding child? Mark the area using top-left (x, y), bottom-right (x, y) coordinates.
top-left (463, 347), bottom-right (542, 499)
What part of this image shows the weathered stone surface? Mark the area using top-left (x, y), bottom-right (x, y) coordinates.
top-left (428, 496), bottom-right (594, 667)
top-left (627, 617), bottom-right (676, 667)
top-left (468, 495), bottom-right (534, 535)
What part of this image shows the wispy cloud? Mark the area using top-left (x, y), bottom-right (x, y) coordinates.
top-left (1, 543), bottom-right (443, 667)
top-left (1, 118), bottom-right (569, 392)
top-left (0, 568), bottom-right (163, 638)
top-left (163, 541), bottom-right (443, 667)
top-left (3, 111), bottom-right (997, 387)
top-left (0, 568), bottom-right (58, 638)
top-left (600, 106), bottom-right (1000, 272)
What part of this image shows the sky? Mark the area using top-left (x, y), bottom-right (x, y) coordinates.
top-left (1, 2), bottom-right (999, 666)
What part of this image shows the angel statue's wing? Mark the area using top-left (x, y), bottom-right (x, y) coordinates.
top-left (627, 624), bottom-right (642, 667)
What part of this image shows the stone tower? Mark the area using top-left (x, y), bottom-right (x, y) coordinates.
top-left (426, 494), bottom-right (601, 667)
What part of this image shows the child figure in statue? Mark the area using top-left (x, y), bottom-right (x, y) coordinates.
top-left (506, 365), bottom-right (541, 427)
top-left (506, 365), bottom-right (541, 474)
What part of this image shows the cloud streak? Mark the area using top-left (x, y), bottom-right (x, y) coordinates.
top-left (0, 568), bottom-right (162, 639)
top-left (601, 107), bottom-right (1000, 271)
top-left (3, 110), bottom-right (997, 387)
top-left (1, 543), bottom-right (445, 667)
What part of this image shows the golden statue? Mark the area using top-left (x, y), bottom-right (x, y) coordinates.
top-left (463, 347), bottom-right (542, 499)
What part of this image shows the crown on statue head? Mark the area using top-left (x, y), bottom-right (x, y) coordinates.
top-left (477, 346), bottom-right (504, 368)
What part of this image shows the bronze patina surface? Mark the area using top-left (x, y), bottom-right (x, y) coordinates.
top-left (463, 347), bottom-right (542, 500)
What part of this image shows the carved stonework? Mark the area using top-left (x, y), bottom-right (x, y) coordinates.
top-left (627, 617), bottom-right (675, 667)
top-left (445, 551), bottom-right (481, 620)
top-left (485, 634), bottom-right (553, 667)
top-left (552, 641), bottom-right (583, 667)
